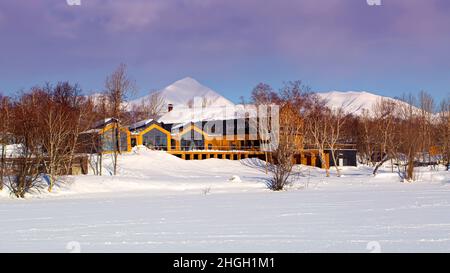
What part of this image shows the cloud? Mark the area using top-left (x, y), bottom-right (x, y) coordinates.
top-left (1, 0), bottom-right (450, 100)
top-left (389, 0), bottom-right (450, 38)
top-left (82, 0), bottom-right (169, 32)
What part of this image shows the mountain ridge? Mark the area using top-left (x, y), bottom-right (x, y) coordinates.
top-left (317, 90), bottom-right (404, 116)
top-left (104, 77), bottom-right (428, 117)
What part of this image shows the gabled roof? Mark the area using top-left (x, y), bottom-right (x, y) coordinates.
top-left (128, 119), bottom-right (171, 136)
top-left (81, 117), bottom-right (126, 134)
top-left (129, 119), bottom-right (154, 131)
top-left (92, 117), bottom-right (118, 129)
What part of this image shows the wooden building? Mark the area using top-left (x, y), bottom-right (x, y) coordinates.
top-left (126, 117), bottom-right (358, 168)
top-left (79, 118), bottom-right (131, 154)
top-left (80, 113), bottom-right (358, 169)
top-left (129, 119), bottom-right (172, 151)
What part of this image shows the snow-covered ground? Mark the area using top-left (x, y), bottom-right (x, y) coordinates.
top-left (0, 149), bottom-right (449, 252)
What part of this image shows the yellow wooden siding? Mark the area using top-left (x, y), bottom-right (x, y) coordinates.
top-left (133, 123), bottom-right (172, 151)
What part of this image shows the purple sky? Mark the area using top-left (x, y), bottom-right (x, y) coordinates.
top-left (0, 0), bottom-right (449, 103)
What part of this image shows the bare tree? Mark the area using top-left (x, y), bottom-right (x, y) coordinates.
top-left (39, 88), bottom-right (72, 192)
top-left (186, 96), bottom-right (215, 109)
top-left (76, 97), bottom-right (101, 175)
top-left (304, 98), bottom-right (331, 177)
top-left (251, 83), bottom-right (278, 105)
top-left (0, 95), bottom-right (11, 191)
top-left (417, 91), bottom-right (435, 164)
top-left (6, 92), bottom-right (46, 198)
top-left (252, 81), bottom-right (311, 190)
top-left (326, 107), bottom-right (351, 177)
top-left (131, 91), bottom-right (165, 122)
top-left (104, 64), bottom-right (135, 175)
top-left (437, 98), bottom-right (450, 170)
top-left (26, 82), bottom-right (90, 192)
top-left (251, 83), bottom-right (279, 173)
top-left (396, 94), bottom-right (421, 181)
top-left (371, 98), bottom-right (397, 175)
top-left (264, 103), bottom-right (302, 190)
top-left (357, 108), bottom-right (377, 166)
top-left (92, 93), bottom-right (110, 176)
top-left (53, 82), bottom-right (92, 175)
top-left (147, 92), bottom-right (165, 117)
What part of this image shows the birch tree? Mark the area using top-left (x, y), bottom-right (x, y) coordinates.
top-left (0, 95), bottom-right (11, 191)
top-left (326, 107), bottom-right (349, 177)
top-left (397, 94), bottom-right (421, 181)
top-left (104, 64), bottom-right (135, 175)
top-left (437, 98), bottom-right (450, 170)
top-left (305, 100), bottom-right (331, 177)
top-left (371, 99), bottom-right (397, 175)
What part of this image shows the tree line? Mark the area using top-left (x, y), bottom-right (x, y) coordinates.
top-left (0, 64), bottom-right (162, 197)
top-left (249, 81), bottom-right (449, 190)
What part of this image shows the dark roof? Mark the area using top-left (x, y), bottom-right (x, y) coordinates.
top-left (93, 118), bottom-right (118, 129)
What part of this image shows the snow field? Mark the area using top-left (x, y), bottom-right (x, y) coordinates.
top-left (0, 150), bottom-right (449, 252)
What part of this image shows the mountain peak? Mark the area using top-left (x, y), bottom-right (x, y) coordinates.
top-left (167, 77), bottom-right (206, 91)
top-left (174, 76), bottom-right (198, 84)
top-left (129, 77), bottom-right (234, 109)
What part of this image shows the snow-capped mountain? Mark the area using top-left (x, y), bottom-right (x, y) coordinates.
top-left (125, 77), bottom-right (429, 118)
top-left (317, 91), bottom-right (408, 116)
top-left (129, 77), bottom-right (234, 109)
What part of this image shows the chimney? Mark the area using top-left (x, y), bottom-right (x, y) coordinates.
top-left (168, 103), bottom-right (173, 112)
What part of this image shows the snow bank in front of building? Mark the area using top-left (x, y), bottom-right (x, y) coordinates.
top-left (12, 149), bottom-right (270, 198)
top-left (1, 148), bottom-right (448, 199)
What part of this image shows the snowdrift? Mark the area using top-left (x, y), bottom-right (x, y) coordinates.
top-left (1, 147), bottom-right (448, 200)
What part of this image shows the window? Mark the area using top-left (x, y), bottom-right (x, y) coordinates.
top-left (181, 129), bottom-right (204, 151)
top-left (119, 131), bottom-right (128, 151)
top-left (101, 129), bottom-right (128, 152)
top-left (143, 128), bottom-right (168, 150)
top-left (101, 130), bottom-right (116, 152)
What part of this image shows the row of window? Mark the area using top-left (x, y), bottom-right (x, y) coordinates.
top-left (135, 128), bottom-right (263, 151)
